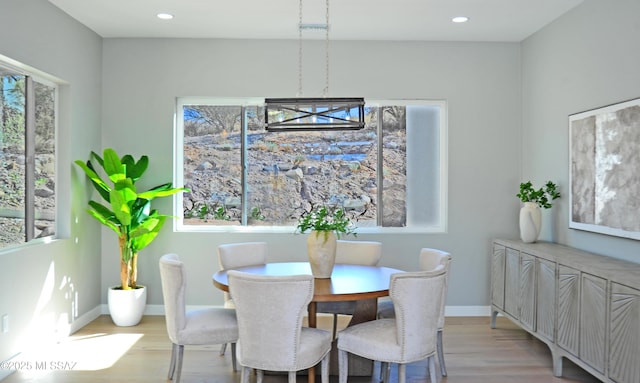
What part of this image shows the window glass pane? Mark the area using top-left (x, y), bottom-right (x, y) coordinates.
top-left (381, 106), bottom-right (407, 227)
top-left (177, 98), bottom-right (445, 231)
top-left (406, 104), bottom-right (441, 227)
top-left (34, 80), bottom-right (56, 238)
top-left (247, 119), bottom-right (378, 226)
top-left (0, 72), bottom-right (26, 247)
top-left (182, 105), bottom-right (243, 225)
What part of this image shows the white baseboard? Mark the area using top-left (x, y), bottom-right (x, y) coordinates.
top-left (70, 306), bottom-right (103, 334)
top-left (444, 305), bottom-right (491, 317)
top-left (106, 304), bottom-right (492, 317)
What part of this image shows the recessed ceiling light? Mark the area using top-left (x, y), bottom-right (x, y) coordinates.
top-left (452, 16), bottom-right (469, 23)
top-left (157, 13), bottom-right (174, 20)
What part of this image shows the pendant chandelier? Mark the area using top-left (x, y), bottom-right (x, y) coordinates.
top-left (264, 0), bottom-right (365, 132)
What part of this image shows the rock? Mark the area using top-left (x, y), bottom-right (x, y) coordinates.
top-left (196, 161), bottom-right (214, 171)
top-left (344, 199), bottom-right (366, 213)
top-left (285, 168), bottom-right (303, 181)
top-left (35, 186), bottom-right (54, 198)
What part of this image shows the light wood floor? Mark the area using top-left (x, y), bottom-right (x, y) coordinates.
top-left (3, 315), bottom-right (600, 383)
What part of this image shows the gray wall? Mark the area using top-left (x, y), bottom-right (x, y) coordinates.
top-left (0, 0), bottom-right (103, 363)
top-left (101, 39), bottom-right (522, 307)
top-left (521, 0), bottom-right (640, 263)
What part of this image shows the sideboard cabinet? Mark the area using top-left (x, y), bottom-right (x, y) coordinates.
top-left (491, 239), bottom-right (640, 383)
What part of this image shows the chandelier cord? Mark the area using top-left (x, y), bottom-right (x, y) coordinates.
top-left (298, 0), bottom-right (303, 97)
top-left (323, 0), bottom-right (330, 97)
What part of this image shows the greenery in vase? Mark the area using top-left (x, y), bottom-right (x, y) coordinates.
top-left (517, 181), bottom-right (561, 209)
top-left (295, 204), bottom-right (356, 240)
top-left (75, 148), bottom-right (189, 290)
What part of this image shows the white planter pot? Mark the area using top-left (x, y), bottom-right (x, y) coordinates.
top-left (107, 285), bottom-right (147, 326)
top-left (519, 202), bottom-right (542, 243)
top-left (306, 230), bottom-right (337, 278)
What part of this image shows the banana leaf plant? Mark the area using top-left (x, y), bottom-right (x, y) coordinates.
top-left (75, 148), bottom-right (189, 290)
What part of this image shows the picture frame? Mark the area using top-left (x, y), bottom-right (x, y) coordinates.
top-left (569, 97), bottom-right (640, 240)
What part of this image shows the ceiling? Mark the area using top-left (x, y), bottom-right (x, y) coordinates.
top-left (47, 0), bottom-right (583, 42)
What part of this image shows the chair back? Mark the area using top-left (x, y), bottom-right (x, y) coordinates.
top-left (389, 268), bottom-right (446, 361)
top-left (335, 240), bottom-right (382, 265)
top-left (218, 242), bottom-right (268, 269)
top-left (418, 248), bottom-right (450, 272)
top-left (218, 242), bottom-right (268, 306)
top-left (159, 253), bottom-right (187, 344)
top-left (228, 270), bottom-right (314, 370)
top-left (419, 248), bottom-right (452, 328)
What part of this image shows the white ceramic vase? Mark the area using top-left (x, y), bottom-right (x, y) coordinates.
top-left (306, 230), bottom-right (337, 278)
top-left (107, 285), bottom-right (147, 326)
top-left (519, 202), bottom-right (542, 243)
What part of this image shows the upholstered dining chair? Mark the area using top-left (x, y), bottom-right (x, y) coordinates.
top-left (316, 240), bottom-right (383, 338)
top-left (338, 268), bottom-right (447, 383)
top-left (159, 253), bottom-right (239, 383)
top-left (377, 248), bottom-right (452, 378)
top-left (217, 241), bottom-right (268, 356)
top-left (228, 270), bottom-right (332, 383)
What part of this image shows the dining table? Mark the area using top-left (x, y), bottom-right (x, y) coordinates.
top-left (212, 261), bottom-right (404, 383)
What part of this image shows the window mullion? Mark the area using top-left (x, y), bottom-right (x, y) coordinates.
top-left (240, 106), bottom-right (248, 225)
top-left (376, 106), bottom-right (383, 227)
top-left (24, 76), bottom-right (35, 241)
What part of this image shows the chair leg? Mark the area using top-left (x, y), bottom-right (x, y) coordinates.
top-left (379, 362), bottom-right (390, 383)
top-left (332, 313), bottom-right (339, 339)
top-left (175, 344), bottom-right (185, 383)
top-left (382, 362), bottom-right (391, 383)
top-left (241, 366), bottom-right (251, 383)
top-left (437, 329), bottom-right (447, 376)
top-left (321, 352), bottom-right (330, 383)
top-left (338, 350), bottom-right (349, 383)
top-left (287, 370), bottom-right (296, 383)
top-left (257, 369), bottom-right (264, 383)
top-left (428, 356), bottom-right (437, 382)
top-left (231, 342), bottom-right (238, 372)
top-left (220, 342), bottom-right (227, 356)
top-left (398, 363), bottom-right (406, 383)
top-left (168, 343), bottom-right (178, 379)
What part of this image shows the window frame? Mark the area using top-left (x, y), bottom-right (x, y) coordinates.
top-left (173, 97), bottom-right (448, 234)
top-left (0, 57), bottom-right (59, 249)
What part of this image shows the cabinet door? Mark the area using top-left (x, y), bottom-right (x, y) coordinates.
top-left (504, 248), bottom-right (520, 318)
top-left (609, 283), bottom-right (640, 383)
top-left (580, 273), bottom-right (606, 374)
top-left (557, 264), bottom-right (580, 356)
top-left (491, 244), bottom-right (506, 310)
top-left (537, 258), bottom-right (556, 342)
top-left (519, 252), bottom-right (536, 331)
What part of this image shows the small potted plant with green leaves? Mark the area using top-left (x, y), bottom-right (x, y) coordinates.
top-left (516, 181), bottom-right (560, 243)
top-left (75, 148), bottom-right (188, 326)
top-left (295, 204), bottom-right (356, 278)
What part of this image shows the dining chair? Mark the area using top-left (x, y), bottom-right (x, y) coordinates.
top-left (227, 270), bottom-right (332, 383)
top-left (338, 268), bottom-right (447, 383)
top-left (316, 240), bottom-right (383, 338)
top-left (217, 241), bottom-right (268, 356)
top-left (377, 248), bottom-right (452, 378)
top-left (159, 253), bottom-right (239, 383)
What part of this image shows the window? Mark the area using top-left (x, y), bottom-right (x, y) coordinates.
top-left (0, 63), bottom-right (57, 249)
top-left (175, 98), bottom-right (446, 232)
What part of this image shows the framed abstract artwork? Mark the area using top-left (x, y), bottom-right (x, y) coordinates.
top-left (569, 97), bottom-right (640, 240)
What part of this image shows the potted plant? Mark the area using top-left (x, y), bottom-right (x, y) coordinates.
top-left (295, 204), bottom-right (356, 278)
top-left (75, 148), bottom-right (188, 326)
top-left (516, 181), bottom-right (560, 243)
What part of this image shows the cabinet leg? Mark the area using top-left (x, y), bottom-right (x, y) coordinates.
top-left (490, 309), bottom-right (499, 329)
top-left (551, 350), bottom-right (563, 377)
